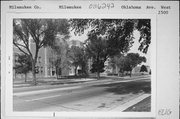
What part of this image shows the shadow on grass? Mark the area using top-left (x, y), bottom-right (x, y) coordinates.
top-left (94, 80), bottom-right (151, 95)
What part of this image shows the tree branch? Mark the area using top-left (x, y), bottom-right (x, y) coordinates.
top-left (23, 20), bottom-right (39, 45)
top-left (13, 42), bottom-right (27, 49)
top-left (13, 42), bottom-right (29, 56)
top-left (14, 27), bottom-right (30, 51)
top-left (39, 39), bottom-right (45, 48)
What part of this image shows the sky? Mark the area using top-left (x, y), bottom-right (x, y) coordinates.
top-left (70, 29), bottom-right (151, 66)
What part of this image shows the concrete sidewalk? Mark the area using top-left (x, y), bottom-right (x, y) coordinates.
top-left (111, 94), bottom-right (151, 111)
top-left (13, 75), bottom-right (150, 88)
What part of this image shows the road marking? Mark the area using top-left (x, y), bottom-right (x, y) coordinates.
top-left (25, 94), bottom-right (62, 102)
top-left (14, 86), bottom-right (82, 97)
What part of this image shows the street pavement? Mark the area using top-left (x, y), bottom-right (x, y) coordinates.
top-left (13, 75), bottom-right (151, 112)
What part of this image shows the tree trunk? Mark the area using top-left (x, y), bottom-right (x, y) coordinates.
top-left (97, 71), bottom-right (100, 80)
top-left (32, 45), bottom-right (39, 85)
top-left (32, 61), bottom-right (37, 85)
top-left (56, 66), bottom-right (58, 79)
top-left (130, 71), bottom-right (132, 77)
top-left (75, 66), bottom-right (77, 76)
top-left (25, 73), bottom-right (27, 82)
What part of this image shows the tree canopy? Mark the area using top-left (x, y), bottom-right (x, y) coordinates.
top-left (124, 53), bottom-right (146, 76)
top-left (70, 19), bottom-right (150, 79)
top-left (13, 19), bottom-right (70, 85)
top-left (140, 65), bottom-right (148, 72)
top-left (110, 53), bottom-right (146, 77)
top-left (69, 45), bottom-right (87, 76)
top-left (70, 19), bottom-right (151, 54)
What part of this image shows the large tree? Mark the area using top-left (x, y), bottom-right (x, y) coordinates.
top-left (69, 45), bottom-right (88, 76)
top-left (50, 40), bottom-right (70, 78)
top-left (109, 54), bottom-right (126, 76)
top-left (124, 53), bottom-right (146, 77)
top-left (70, 19), bottom-right (150, 79)
top-left (85, 34), bottom-right (108, 79)
top-left (13, 19), bottom-right (69, 85)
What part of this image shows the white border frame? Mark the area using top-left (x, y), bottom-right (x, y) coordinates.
top-left (3, 13), bottom-right (156, 118)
